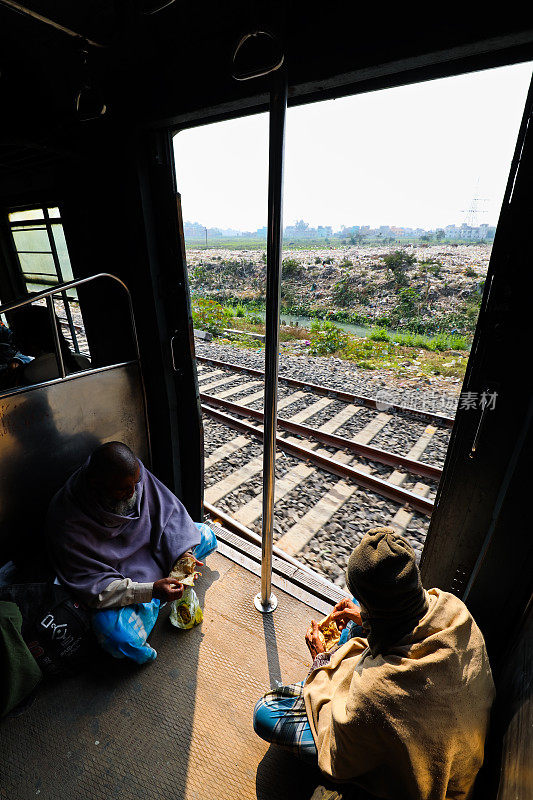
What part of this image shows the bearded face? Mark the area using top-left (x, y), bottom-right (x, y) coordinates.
top-left (101, 487), bottom-right (138, 516)
top-left (88, 459), bottom-right (141, 517)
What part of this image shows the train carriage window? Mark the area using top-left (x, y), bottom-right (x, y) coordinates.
top-left (9, 207), bottom-right (74, 291)
top-left (2, 204), bottom-right (138, 393)
top-left (7, 206), bottom-right (86, 356)
top-left (0, 271), bottom-right (139, 395)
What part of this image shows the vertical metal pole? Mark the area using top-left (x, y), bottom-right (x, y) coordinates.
top-left (254, 68), bottom-right (287, 614)
top-left (46, 294), bottom-right (66, 378)
top-left (43, 207), bottom-right (80, 353)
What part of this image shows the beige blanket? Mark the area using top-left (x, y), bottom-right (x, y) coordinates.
top-left (304, 589), bottom-right (495, 800)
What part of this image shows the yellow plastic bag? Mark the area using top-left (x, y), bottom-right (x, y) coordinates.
top-left (169, 587), bottom-right (203, 630)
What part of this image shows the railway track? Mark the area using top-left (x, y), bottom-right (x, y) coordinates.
top-left (201, 399), bottom-right (436, 516)
top-left (196, 354), bottom-right (455, 428)
top-left (196, 355), bottom-right (451, 578)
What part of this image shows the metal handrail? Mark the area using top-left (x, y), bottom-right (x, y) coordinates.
top-left (0, 0), bottom-right (105, 47)
top-left (0, 273), bottom-right (149, 459)
top-left (230, 30), bottom-right (287, 614)
top-left (0, 272), bottom-right (142, 364)
top-left (47, 294), bottom-right (65, 378)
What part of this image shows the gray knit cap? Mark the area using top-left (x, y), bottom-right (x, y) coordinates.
top-left (346, 527), bottom-right (428, 654)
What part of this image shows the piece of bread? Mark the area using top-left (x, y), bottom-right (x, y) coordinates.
top-left (318, 615), bottom-right (341, 651)
top-left (170, 555), bottom-right (201, 586)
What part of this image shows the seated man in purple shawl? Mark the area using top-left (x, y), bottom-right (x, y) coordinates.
top-left (46, 441), bottom-right (216, 664)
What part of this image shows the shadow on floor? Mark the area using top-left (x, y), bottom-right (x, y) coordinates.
top-left (256, 745), bottom-right (324, 800)
top-left (261, 611), bottom-right (283, 688)
top-left (2, 552), bottom-right (328, 800)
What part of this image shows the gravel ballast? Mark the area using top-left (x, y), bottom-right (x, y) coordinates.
top-left (196, 339), bottom-right (461, 414)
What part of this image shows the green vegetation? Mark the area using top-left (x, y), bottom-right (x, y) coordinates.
top-left (292, 319), bottom-right (468, 377)
top-left (340, 337), bottom-right (466, 378)
top-left (185, 234), bottom-right (493, 251)
top-left (188, 257), bottom-right (259, 294)
top-left (221, 291), bottom-right (482, 338)
top-left (368, 327), bottom-right (467, 352)
top-left (419, 258), bottom-right (443, 278)
top-left (223, 258), bottom-right (256, 278)
top-left (331, 280), bottom-right (375, 307)
top-left (191, 297), bottom-right (232, 335)
top-left (393, 287), bottom-right (419, 320)
top-left (281, 286), bottom-right (296, 304)
top-left (309, 320), bottom-right (349, 355)
top-left (331, 278), bottom-right (357, 307)
top-left (281, 257), bottom-right (302, 279)
top-left (189, 243), bottom-right (487, 377)
top-left (191, 295), bottom-right (468, 378)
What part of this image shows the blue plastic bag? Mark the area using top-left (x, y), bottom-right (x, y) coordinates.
top-left (193, 522), bottom-right (218, 561)
top-left (92, 599), bottom-right (161, 664)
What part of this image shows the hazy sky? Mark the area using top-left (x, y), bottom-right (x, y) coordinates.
top-left (173, 62), bottom-right (532, 232)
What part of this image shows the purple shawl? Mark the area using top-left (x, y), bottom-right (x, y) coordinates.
top-left (46, 459), bottom-right (200, 605)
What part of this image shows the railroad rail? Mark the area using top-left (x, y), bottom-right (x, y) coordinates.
top-left (196, 354), bottom-right (455, 428)
top-left (201, 392), bottom-right (441, 481)
top-left (197, 354), bottom-right (447, 564)
top-left (201, 402), bottom-right (434, 516)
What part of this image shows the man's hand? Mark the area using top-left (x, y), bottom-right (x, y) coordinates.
top-left (305, 619), bottom-right (326, 659)
top-left (330, 598), bottom-right (362, 630)
top-left (153, 578), bottom-right (184, 602)
top-left (192, 557), bottom-right (203, 574)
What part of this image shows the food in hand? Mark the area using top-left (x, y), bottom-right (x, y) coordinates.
top-left (317, 615), bottom-right (341, 651)
top-left (170, 555), bottom-right (201, 586)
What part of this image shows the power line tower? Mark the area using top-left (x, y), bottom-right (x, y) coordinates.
top-left (461, 196), bottom-right (489, 227)
top-left (461, 180), bottom-right (489, 228)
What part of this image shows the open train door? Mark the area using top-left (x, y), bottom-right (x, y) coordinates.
top-left (419, 72), bottom-right (533, 648)
top-left (420, 74), bottom-right (533, 800)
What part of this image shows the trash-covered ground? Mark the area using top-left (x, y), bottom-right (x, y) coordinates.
top-left (187, 244), bottom-right (490, 327)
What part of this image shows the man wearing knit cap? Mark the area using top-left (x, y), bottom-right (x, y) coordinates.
top-left (254, 527), bottom-right (495, 800)
top-left (341, 526), bottom-right (430, 658)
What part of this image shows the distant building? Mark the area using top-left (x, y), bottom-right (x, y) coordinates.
top-left (183, 220), bottom-right (206, 238)
top-left (285, 220), bottom-right (319, 239)
top-left (183, 218), bottom-right (496, 243)
top-left (443, 223), bottom-right (495, 240)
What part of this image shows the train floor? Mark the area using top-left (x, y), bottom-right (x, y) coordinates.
top-left (0, 550), bottom-right (331, 800)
